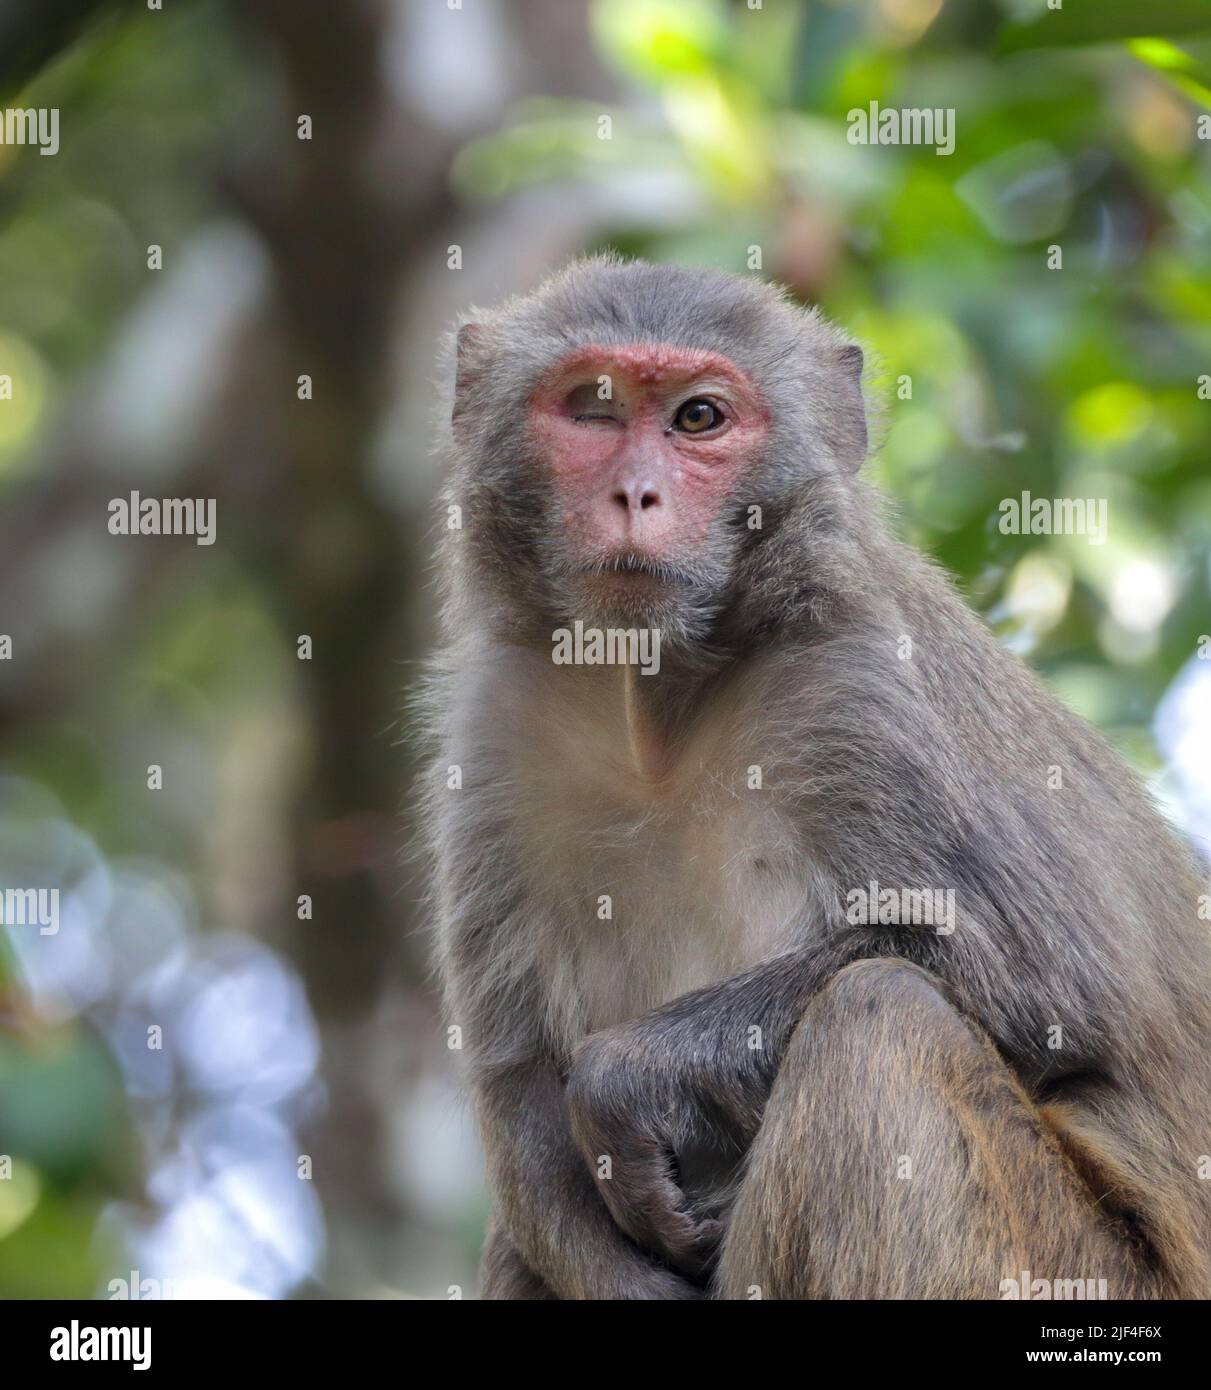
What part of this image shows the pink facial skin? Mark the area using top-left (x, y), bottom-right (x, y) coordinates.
top-left (527, 344), bottom-right (770, 568)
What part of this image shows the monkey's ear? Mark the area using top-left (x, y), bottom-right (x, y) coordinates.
top-left (456, 321), bottom-right (492, 433)
top-left (832, 343), bottom-right (868, 473)
top-left (453, 322), bottom-right (488, 429)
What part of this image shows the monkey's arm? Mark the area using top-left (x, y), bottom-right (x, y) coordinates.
top-left (565, 935), bottom-right (862, 1267)
top-left (447, 918), bottom-right (706, 1297)
top-left (432, 790), bottom-right (702, 1298)
top-left (476, 1051), bottom-right (706, 1299)
top-left (567, 919), bottom-right (1110, 1270)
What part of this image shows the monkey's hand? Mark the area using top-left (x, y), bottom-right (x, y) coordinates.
top-left (564, 946), bottom-right (854, 1273)
top-left (478, 1053), bottom-right (707, 1299)
top-left (566, 1029), bottom-right (724, 1278)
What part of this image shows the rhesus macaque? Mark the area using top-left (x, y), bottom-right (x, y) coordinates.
top-left (421, 257), bottom-right (1211, 1300)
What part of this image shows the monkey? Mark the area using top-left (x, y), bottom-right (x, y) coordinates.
top-left (419, 255), bottom-right (1211, 1300)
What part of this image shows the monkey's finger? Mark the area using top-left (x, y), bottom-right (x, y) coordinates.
top-left (644, 1207), bottom-right (723, 1278)
top-left (603, 1155), bottom-right (721, 1275)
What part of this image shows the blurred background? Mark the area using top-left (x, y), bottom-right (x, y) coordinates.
top-left (0, 0), bottom-right (1209, 1299)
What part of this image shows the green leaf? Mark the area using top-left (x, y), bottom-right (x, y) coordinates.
top-left (591, 0), bottom-right (728, 82)
top-left (1001, 1), bottom-right (1211, 51)
top-left (1128, 37), bottom-right (1211, 105)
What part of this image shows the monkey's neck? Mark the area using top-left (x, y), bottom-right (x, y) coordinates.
top-left (621, 663), bottom-right (672, 784)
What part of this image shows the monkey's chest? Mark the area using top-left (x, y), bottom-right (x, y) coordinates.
top-left (518, 777), bottom-right (812, 1044)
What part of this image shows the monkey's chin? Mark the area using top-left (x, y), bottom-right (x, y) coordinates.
top-left (569, 574), bottom-right (706, 646)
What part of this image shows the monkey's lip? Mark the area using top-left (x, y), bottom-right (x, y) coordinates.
top-left (583, 555), bottom-right (691, 585)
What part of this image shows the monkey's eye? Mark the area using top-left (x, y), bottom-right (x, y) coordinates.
top-left (672, 399), bottom-right (722, 434)
top-left (566, 382), bottom-right (622, 425)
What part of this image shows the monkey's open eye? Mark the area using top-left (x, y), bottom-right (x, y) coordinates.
top-left (672, 399), bottom-right (722, 434)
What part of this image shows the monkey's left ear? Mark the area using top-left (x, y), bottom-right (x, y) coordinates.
top-left (832, 344), bottom-right (868, 473)
top-left (453, 322), bottom-right (488, 429)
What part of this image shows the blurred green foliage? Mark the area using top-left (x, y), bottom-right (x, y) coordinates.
top-left (0, 1), bottom-right (254, 1298)
top-left (0, 1029), bottom-right (126, 1297)
top-left (2, 0), bottom-right (1210, 1300)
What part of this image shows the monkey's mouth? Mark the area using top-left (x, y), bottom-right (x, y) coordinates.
top-left (584, 554), bottom-right (691, 586)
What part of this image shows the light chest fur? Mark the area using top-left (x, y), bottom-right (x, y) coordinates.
top-left (476, 647), bottom-right (822, 1049)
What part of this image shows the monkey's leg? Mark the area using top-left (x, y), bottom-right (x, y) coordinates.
top-left (479, 1215), bottom-right (558, 1300)
top-left (715, 957), bottom-right (1155, 1300)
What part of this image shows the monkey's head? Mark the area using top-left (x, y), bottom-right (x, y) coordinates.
top-left (446, 256), bottom-right (868, 651)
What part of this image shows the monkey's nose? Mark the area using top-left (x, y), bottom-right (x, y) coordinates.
top-left (611, 481), bottom-right (662, 513)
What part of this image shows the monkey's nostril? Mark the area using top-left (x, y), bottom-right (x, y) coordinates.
top-left (613, 488), bottom-right (661, 512)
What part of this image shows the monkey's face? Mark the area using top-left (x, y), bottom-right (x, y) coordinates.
top-left (525, 343), bottom-right (771, 637)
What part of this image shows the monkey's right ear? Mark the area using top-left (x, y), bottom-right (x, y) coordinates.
top-left (453, 322), bottom-right (488, 429)
top-left (832, 343), bottom-right (868, 473)
top-left (838, 344), bottom-right (864, 375)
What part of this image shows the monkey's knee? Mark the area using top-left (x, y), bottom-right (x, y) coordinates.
top-left (779, 956), bottom-right (979, 1082)
top-left (479, 1218), bottom-right (557, 1300)
top-left (802, 954), bottom-right (951, 1017)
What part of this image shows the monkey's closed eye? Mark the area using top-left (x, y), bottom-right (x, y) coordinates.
top-left (672, 399), bottom-right (723, 434)
top-left (567, 382), bottom-right (622, 425)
